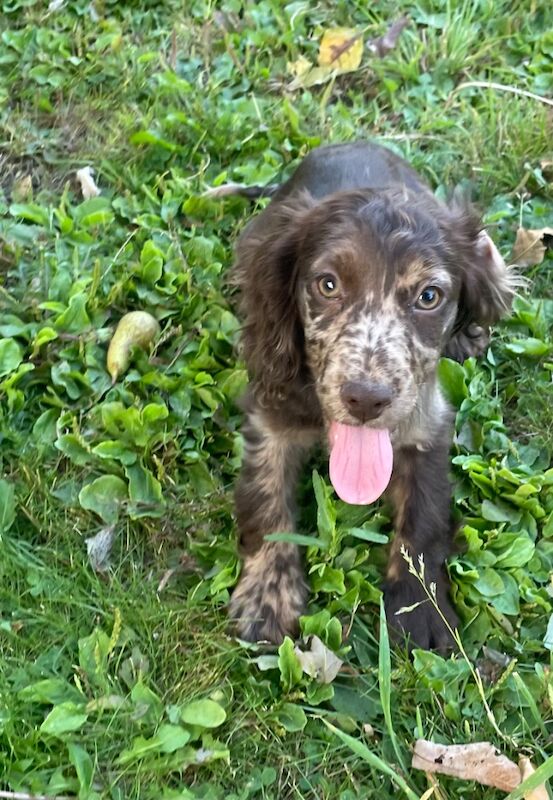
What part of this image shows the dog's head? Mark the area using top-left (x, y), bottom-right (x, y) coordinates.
top-left (234, 188), bottom-right (515, 434)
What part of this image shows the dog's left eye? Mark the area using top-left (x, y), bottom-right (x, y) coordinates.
top-left (416, 286), bottom-right (443, 310)
top-left (317, 274), bottom-right (341, 299)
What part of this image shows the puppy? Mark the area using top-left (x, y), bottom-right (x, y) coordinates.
top-left (226, 141), bottom-right (515, 650)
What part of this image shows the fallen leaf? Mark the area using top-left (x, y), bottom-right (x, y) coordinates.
top-left (318, 28), bottom-right (363, 71)
top-left (367, 16), bottom-right (409, 57)
top-left (288, 65), bottom-right (337, 90)
top-left (294, 636), bottom-right (343, 683)
top-left (519, 756), bottom-right (549, 800)
top-left (511, 226), bottom-right (553, 267)
top-left (287, 55), bottom-right (313, 80)
top-left (85, 525), bottom-right (115, 572)
top-left (107, 311), bottom-right (160, 382)
top-left (11, 174), bottom-right (33, 202)
top-left (412, 740), bottom-right (520, 792)
top-left (76, 166), bottom-right (101, 200)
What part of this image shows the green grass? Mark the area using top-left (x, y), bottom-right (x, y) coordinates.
top-left (1, 1), bottom-right (553, 798)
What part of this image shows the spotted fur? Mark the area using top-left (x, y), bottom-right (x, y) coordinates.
top-left (229, 141), bottom-right (517, 649)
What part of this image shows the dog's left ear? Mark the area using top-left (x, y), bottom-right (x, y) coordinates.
top-left (444, 208), bottom-right (517, 361)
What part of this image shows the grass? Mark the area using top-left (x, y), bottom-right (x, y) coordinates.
top-left (1, 1), bottom-right (552, 798)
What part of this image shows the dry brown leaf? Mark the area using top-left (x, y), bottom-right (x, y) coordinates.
top-left (11, 174), bottom-right (33, 202)
top-left (294, 636), bottom-right (343, 683)
top-left (86, 525), bottom-right (115, 572)
top-left (318, 27), bottom-right (363, 71)
top-left (412, 740), bottom-right (520, 792)
top-left (511, 226), bottom-right (553, 267)
top-left (519, 756), bottom-right (549, 800)
top-left (367, 16), bottom-right (409, 57)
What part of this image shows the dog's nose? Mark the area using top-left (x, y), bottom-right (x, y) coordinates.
top-left (340, 381), bottom-right (393, 422)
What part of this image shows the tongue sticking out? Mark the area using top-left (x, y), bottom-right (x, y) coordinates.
top-left (329, 422), bottom-right (393, 505)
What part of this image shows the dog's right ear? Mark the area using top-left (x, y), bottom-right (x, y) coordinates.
top-left (231, 192), bottom-right (315, 405)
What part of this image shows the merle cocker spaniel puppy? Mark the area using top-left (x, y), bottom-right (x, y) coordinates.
top-left (225, 141), bottom-right (516, 651)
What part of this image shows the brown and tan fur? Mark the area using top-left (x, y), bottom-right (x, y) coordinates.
top-left (227, 141), bottom-right (516, 650)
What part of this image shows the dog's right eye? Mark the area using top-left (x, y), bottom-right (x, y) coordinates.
top-left (317, 274), bottom-right (341, 298)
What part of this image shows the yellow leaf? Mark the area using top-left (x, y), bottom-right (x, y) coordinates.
top-left (318, 27), bottom-right (363, 72)
top-left (287, 55), bottom-right (312, 79)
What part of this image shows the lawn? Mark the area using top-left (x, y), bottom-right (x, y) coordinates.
top-left (0, 1), bottom-right (552, 798)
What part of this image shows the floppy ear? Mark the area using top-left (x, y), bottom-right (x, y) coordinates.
top-left (443, 206), bottom-right (518, 362)
top-left (231, 193), bottom-right (315, 404)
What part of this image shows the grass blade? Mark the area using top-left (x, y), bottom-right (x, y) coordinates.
top-left (324, 720), bottom-right (419, 800)
top-left (379, 597), bottom-right (407, 771)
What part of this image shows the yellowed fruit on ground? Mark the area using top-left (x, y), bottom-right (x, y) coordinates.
top-left (107, 311), bottom-right (160, 382)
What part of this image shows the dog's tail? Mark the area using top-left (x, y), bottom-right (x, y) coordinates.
top-left (203, 182), bottom-right (280, 200)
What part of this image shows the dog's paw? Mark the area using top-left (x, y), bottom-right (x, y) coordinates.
top-left (384, 576), bottom-right (458, 653)
top-left (229, 543), bottom-right (307, 644)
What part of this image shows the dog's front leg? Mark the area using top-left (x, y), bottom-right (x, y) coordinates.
top-left (384, 442), bottom-right (459, 651)
top-left (230, 408), bottom-right (316, 644)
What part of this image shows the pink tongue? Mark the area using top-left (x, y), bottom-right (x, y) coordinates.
top-left (329, 422), bottom-right (393, 505)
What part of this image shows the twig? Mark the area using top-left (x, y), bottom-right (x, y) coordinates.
top-left (450, 80), bottom-right (553, 108)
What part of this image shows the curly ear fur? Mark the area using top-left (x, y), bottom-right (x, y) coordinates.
top-left (443, 202), bottom-right (519, 361)
top-left (231, 192), bottom-right (316, 405)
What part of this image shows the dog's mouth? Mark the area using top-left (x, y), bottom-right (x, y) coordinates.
top-left (328, 421), bottom-right (393, 505)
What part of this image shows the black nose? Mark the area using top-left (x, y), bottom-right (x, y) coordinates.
top-left (340, 381), bottom-right (393, 422)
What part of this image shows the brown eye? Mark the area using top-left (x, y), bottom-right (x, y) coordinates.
top-left (416, 286), bottom-right (443, 311)
top-left (317, 274), bottom-right (341, 299)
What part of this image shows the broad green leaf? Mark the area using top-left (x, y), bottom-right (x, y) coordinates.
top-left (119, 725), bottom-right (191, 764)
top-left (19, 678), bottom-right (83, 705)
top-left (72, 196), bottom-right (114, 227)
top-left (79, 475), bottom-right (128, 524)
top-left (55, 292), bottom-right (91, 332)
top-left (275, 702), bottom-right (307, 732)
top-left (504, 337), bottom-right (551, 357)
top-left (67, 743), bottom-right (94, 793)
top-left (474, 567), bottom-right (504, 597)
top-left (92, 440), bottom-right (137, 465)
top-left (125, 462), bottom-right (165, 518)
top-left (40, 702), bottom-right (88, 736)
top-left (438, 357), bottom-right (468, 407)
top-left (0, 338), bottom-right (23, 377)
top-left (311, 564), bottom-right (346, 594)
top-left (278, 636), bottom-right (303, 691)
top-left (481, 499), bottom-right (522, 524)
top-left (140, 239), bottom-right (164, 284)
top-left (131, 682), bottom-right (164, 725)
top-left (56, 433), bottom-right (92, 465)
top-left (180, 699), bottom-right (226, 729)
top-left (32, 408), bottom-right (59, 445)
top-left (9, 202), bottom-right (49, 226)
top-left (490, 532), bottom-right (535, 568)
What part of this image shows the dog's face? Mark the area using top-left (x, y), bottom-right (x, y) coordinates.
top-left (296, 192), bottom-right (463, 432)
top-left (298, 198), bottom-right (460, 431)
top-left (235, 188), bottom-right (515, 432)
